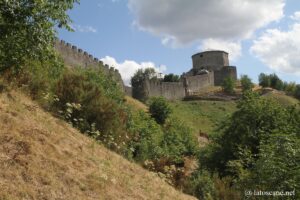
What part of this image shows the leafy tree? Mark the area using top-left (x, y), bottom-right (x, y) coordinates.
top-left (240, 75), bottom-right (253, 91)
top-left (0, 0), bottom-right (79, 71)
top-left (258, 73), bottom-right (270, 87)
top-left (269, 73), bottom-right (284, 90)
top-left (131, 68), bottom-right (157, 101)
top-left (149, 96), bottom-right (172, 125)
top-left (222, 77), bottom-right (235, 94)
top-left (200, 91), bottom-right (300, 176)
top-left (163, 73), bottom-right (180, 82)
top-left (294, 84), bottom-right (300, 100)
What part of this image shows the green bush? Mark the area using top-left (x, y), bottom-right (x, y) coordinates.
top-left (149, 97), bottom-right (172, 125)
top-left (53, 69), bottom-right (128, 152)
top-left (222, 77), bottom-right (235, 94)
top-left (163, 73), bottom-right (180, 82)
top-left (161, 118), bottom-right (198, 164)
top-left (126, 110), bottom-right (164, 162)
top-left (240, 75), bottom-right (253, 91)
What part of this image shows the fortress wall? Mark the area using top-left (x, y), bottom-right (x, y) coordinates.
top-left (161, 82), bottom-right (186, 100)
top-left (185, 72), bottom-right (214, 94)
top-left (147, 80), bottom-right (185, 100)
top-left (214, 66), bottom-right (237, 86)
top-left (55, 40), bottom-right (124, 91)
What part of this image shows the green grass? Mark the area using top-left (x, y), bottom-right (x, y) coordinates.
top-left (263, 92), bottom-right (299, 108)
top-left (169, 100), bottom-right (237, 135)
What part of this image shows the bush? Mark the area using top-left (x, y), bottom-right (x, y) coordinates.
top-left (186, 170), bottom-right (217, 200)
top-left (149, 97), bottom-right (172, 124)
top-left (163, 73), bottom-right (180, 82)
top-left (126, 110), bottom-right (164, 162)
top-left (222, 77), bottom-right (235, 94)
top-left (53, 69), bottom-right (128, 152)
top-left (240, 75), bottom-right (253, 91)
top-left (161, 118), bottom-right (198, 164)
top-left (258, 73), bottom-right (270, 87)
top-left (294, 84), bottom-right (300, 100)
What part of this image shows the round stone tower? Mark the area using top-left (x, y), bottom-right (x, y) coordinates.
top-left (192, 50), bottom-right (229, 71)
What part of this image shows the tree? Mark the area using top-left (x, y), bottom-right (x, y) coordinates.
top-left (269, 73), bottom-right (283, 90)
top-left (0, 0), bottom-right (79, 72)
top-left (222, 77), bottom-right (235, 94)
top-left (131, 68), bottom-right (157, 101)
top-left (240, 75), bottom-right (253, 91)
top-left (295, 84), bottom-right (300, 100)
top-left (163, 73), bottom-right (180, 82)
top-left (149, 96), bottom-right (172, 125)
top-left (199, 91), bottom-right (300, 178)
top-left (258, 73), bottom-right (270, 87)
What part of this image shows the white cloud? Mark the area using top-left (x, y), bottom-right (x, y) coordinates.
top-left (128, 0), bottom-right (284, 45)
top-left (290, 11), bottom-right (300, 21)
top-left (250, 20), bottom-right (300, 75)
top-left (200, 39), bottom-right (242, 61)
top-left (100, 56), bottom-right (167, 86)
top-left (71, 24), bottom-right (97, 33)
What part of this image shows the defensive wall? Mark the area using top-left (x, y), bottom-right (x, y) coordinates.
top-left (184, 72), bottom-right (214, 95)
top-left (55, 40), bottom-right (124, 91)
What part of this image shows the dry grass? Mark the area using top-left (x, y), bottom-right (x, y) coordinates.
top-left (0, 90), bottom-right (195, 200)
top-left (125, 96), bottom-right (148, 112)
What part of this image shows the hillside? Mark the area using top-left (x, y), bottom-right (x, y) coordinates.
top-left (262, 90), bottom-right (299, 107)
top-left (170, 100), bottom-right (237, 135)
top-left (0, 89), bottom-right (196, 200)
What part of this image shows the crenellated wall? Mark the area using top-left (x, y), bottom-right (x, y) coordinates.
top-left (55, 40), bottom-right (124, 91)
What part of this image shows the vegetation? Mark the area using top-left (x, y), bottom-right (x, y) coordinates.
top-left (240, 75), bottom-right (253, 91)
top-left (131, 68), bottom-right (157, 102)
top-left (163, 73), bottom-right (180, 82)
top-left (169, 100), bottom-right (237, 134)
top-left (0, 0), bottom-right (79, 72)
top-left (259, 73), bottom-right (300, 100)
top-left (194, 91), bottom-right (300, 199)
top-left (222, 77), bottom-right (235, 94)
top-left (149, 97), bottom-right (172, 125)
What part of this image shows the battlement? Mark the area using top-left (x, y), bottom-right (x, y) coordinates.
top-left (55, 40), bottom-right (124, 90)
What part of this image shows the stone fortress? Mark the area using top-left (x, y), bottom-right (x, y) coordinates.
top-left (55, 40), bottom-right (237, 100)
top-left (136, 50), bottom-right (237, 100)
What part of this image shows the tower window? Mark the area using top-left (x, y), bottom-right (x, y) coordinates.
top-left (200, 54), bottom-right (203, 57)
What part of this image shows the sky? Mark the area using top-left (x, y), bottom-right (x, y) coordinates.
top-left (58, 0), bottom-right (300, 86)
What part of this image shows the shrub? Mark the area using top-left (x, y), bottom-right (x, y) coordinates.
top-left (161, 118), bottom-right (198, 164)
top-left (53, 69), bottom-right (128, 152)
top-left (240, 75), bottom-right (253, 91)
top-left (258, 73), bottom-right (270, 87)
top-left (222, 77), bottom-right (235, 94)
top-left (149, 97), bottom-right (172, 125)
top-left (163, 73), bottom-right (180, 82)
top-left (126, 110), bottom-right (164, 162)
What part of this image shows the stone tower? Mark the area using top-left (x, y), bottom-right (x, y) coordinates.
top-left (192, 50), bottom-right (229, 71)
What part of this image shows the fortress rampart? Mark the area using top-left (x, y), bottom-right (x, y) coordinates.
top-left (55, 40), bottom-right (124, 91)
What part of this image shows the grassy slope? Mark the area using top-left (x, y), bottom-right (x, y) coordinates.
top-left (169, 100), bottom-right (237, 135)
top-left (0, 90), bottom-right (195, 200)
top-left (262, 91), bottom-right (299, 108)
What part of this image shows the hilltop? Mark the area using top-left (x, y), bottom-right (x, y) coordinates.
top-left (0, 89), bottom-right (195, 200)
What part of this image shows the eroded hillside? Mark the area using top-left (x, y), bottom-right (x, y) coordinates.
top-left (0, 89), bottom-right (196, 200)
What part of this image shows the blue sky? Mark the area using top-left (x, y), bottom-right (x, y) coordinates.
top-left (58, 0), bottom-right (300, 85)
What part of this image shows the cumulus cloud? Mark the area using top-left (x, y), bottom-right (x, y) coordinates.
top-left (200, 39), bottom-right (242, 61)
top-left (250, 18), bottom-right (300, 75)
top-left (100, 56), bottom-right (167, 86)
top-left (128, 0), bottom-right (284, 45)
top-left (71, 24), bottom-right (97, 33)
